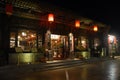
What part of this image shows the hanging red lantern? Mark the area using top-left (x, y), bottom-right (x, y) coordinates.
top-left (5, 4), bottom-right (13, 15)
top-left (48, 13), bottom-right (54, 22)
top-left (93, 25), bottom-right (98, 32)
top-left (75, 20), bottom-right (80, 28)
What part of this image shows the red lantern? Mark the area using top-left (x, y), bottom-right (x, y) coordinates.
top-left (75, 20), bottom-right (80, 28)
top-left (48, 13), bottom-right (54, 22)
top-left (93, 25), bottom-right (98, 32)
top-left (5, 4), bottom-right (13, 15)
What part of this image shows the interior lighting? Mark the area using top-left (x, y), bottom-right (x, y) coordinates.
top-left (22, 32), bottom-right (27, 36)
top-left (51, 34), bottom-right (60, 39)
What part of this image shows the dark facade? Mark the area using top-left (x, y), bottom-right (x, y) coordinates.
top-left (0, 0), bottom-right (110, 65)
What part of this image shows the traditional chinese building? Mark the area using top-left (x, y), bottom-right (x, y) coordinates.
top-left (0, 0), bottom-right (110, 65)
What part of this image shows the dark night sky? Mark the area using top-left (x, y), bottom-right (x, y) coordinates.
top-left (42, 0), bottom-right (120, 35)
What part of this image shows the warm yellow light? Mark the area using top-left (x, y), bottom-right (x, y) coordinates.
top-left (75, 20), bottom-right (80, 28)
top-left (93, 25), bottom-right (98, 32)
top-left (48, 13), bottom-right (54, 22)
top-left (22, 32), bottom-right (27, 36)
top-left (51, 34), bottom-right (60, 39)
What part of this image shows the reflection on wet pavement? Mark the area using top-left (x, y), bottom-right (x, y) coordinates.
top-left (16, 59), bottom-right (120, 80)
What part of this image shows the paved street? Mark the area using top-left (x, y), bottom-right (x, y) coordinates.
top-left (7, 59), bottom-right (120, 80)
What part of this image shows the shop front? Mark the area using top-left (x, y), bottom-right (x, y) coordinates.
top-left (44, 28), bottom-right (74, 61)
top-left (74, 36), bottom-right (90, 59)
top-left (0, 0), bottom-right (110, 65)
top-left (9, 28), bottom-right (73, 64)
top-left (9, 28), bottom-right (45, 64)
top-left (74, 29), bottom-right (107, 59)
top-left (7, 15), bottom-right (73, 64)
top-left (3, 15), bottom-right (108, 64)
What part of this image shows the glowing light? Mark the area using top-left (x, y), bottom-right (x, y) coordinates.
top-left (31, 34), bottom-right (35, 37)
top-left (75, 20), bottom-right (80, 28)
top-left (93, 25), bottom-right (98, 32)
top-left (81, 40), bottom-right (85, 44)
top-left (18, 36), bottom-right (21, 39)
top-left (48, 13), bottom-right (54, 22)
top-left (51, 34), bottom-right (60, 39)
top-left (22, 32), bottom-right (27, 36)
top-left (108, 35), bottom-right (116, 44)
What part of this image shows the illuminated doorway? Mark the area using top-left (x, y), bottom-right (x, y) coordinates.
top-left (51, 34), bottom-right (68, 59)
